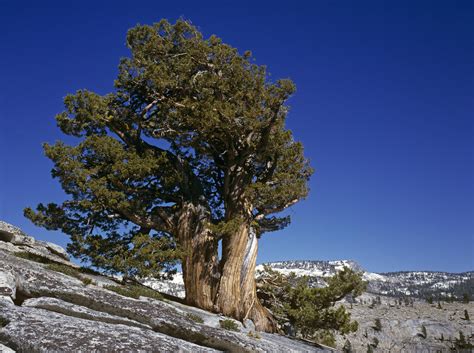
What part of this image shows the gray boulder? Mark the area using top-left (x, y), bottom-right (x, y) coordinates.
top-left (0, 222), bottom-right (35, 246)
top-left (0, 272), bottom-right (15, 299)
top-left (0, 221), bottom-right (72, 266)
top-left (35, 240), bottom-right (69, 260)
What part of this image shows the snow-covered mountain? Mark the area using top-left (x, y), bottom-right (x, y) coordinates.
top-left (255, 260), bottom-right (386, 282)
top-left (142, 272), bottom-right (185, 298)
top-left (145, 260), bottom-right (474, 300)
top-left (256, 260), bottom-right (364, 277)
top-left (258, 260), bottom-right (473, 299)
top-left (370, 270), bottom-right (474, 298)
top-left (258, 260), bottom-right (474, 300)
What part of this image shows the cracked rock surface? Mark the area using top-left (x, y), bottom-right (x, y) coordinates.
top-left (0, 297), bottom-right (217, 353)
top-left (0, 221), bottom-right (328, 353)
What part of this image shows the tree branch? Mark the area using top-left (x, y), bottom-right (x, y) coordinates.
top-left (254, 198), bottom-right (299, 220)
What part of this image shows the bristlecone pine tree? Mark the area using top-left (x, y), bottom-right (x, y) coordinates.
top-left (24, 19), bottom-right (312, 332)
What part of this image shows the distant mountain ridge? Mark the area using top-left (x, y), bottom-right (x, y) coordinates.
top-left (146, 259), bottom-right (474, 301)
top-left (256, 259), bottom-right (365, 275)
top-left (258, 260), bottom-right (474, 300)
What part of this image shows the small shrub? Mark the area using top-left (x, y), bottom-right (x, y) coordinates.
top-left (219, 319), bottom-right (240, 332)
top-left (258, 266), bottom-right (365, 340)
top-left (131, 285), bottom-right (163, 301)
top-left (15, 252), bottom-right (89, 284)
top-left (247, 331), bottom-right (261, 339)
top-left (463, 309), bottom-right (470, 321)
top-left (81, 277), bottom-right (94, 286)
top-left (46, 263), bottom-right (81, 279)
top-left (104, 284), bottom-right (163, 301)
top-left (186, 313), bottom-right (204, 323)
top-left (105, 285), bottom-right (136, 298)
top-left (373, 318), bottom-right (382, 331)
top-left (14, 252), bottom-right (55, 264)
top-left (314, 330), bottom-right (336, 348)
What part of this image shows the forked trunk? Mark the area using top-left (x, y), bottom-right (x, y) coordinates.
top-left (216, 219), bottom-right (277, 332)
top-left (177, 202), bottom-right (219, 311)
top-left (177, 202), bottom-right (277, 332)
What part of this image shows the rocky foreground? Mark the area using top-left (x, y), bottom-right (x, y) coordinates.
top-left (257, 261), bottom-right (474, 351)
top-left (335, 293), bottom-right (474, 352)
top-left (1, 220), bottom-right (473, 352)
top-left (149, 261), bottom-right (474, 351)
top-left (0, 221), bottom-right (329, 352)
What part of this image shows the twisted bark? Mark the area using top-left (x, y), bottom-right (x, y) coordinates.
top-left (215, 218), bottom-right (277, 332)
top-left (176, 203), bottom-right (276, 331)
top-left (176, 202), bottom-right (219, 311)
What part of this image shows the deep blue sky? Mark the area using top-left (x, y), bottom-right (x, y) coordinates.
top-left (1, 1), bottom-right (472, 272)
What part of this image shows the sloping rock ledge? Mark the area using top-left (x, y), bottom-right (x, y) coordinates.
top-left (0, 221), bottom-right (330, 352)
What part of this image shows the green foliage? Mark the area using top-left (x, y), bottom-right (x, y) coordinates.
top-left (104, 284), bottom-right (163, 301)
top-left (81, 277), bottom-right (94, 286)
top-left (373, 318), bottom-right (382, 332)
top-left (437, 302), bottom-right (442, 309)
top-left (258, 266), bottom-right (366, 340)
top-left (314, 330), bottom-right (336, 348)
top-left (14, 251), bottom-right (56, 264)
top-left (219, 319), bottom-right (240, 331)
top-left (247, 331), bottom-right (261, 339)
top-left (24, 18), bottom-right (312, 281)
top-left (427, 296), bottom-right (433, 304)
top-left (463, 293), bottom-right (470, 303)
top-left (16, 253), bottom-right (97, 286)
top-left (463, 309), bottom-right (469, 321)
top-left (46, 263), bottom-right (81, 278)
top-left (366, 344), bottom-right (374, 353)
top-left (79, 266), bottom-right (101, 276)
top-left (208, 218), bottom-right (244, 238)
top-left (186, 313), bottom-right (204, 323)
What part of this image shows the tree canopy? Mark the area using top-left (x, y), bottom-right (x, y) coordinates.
top-left (25, 19), bottom-right (312, 277)
top-left (25, 19), bottom-right (312, 331)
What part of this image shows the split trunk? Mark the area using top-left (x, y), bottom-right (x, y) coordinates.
top-left (176, 203), bottom-right (276, 332)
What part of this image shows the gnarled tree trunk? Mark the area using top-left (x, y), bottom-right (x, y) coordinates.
top-left (177, 201), bottom-right (277, 332)
top-left (176, 202), bottom-right (219, 311)
top-left (215, 217), bottom-right (277, 332)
